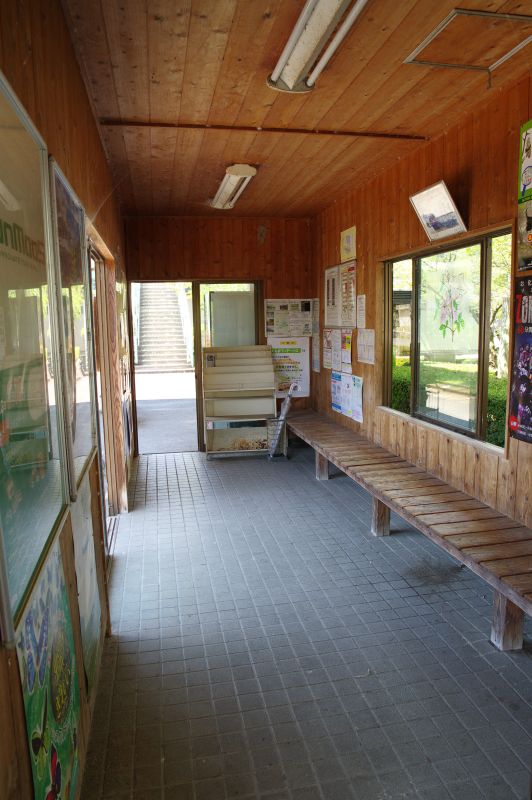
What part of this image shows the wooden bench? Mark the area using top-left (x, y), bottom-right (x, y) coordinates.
top-left (286, 410), bottom-right (532, 651)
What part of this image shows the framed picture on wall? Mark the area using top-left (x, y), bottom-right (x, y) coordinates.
top-left (410, 180), bottom-right (467, 242)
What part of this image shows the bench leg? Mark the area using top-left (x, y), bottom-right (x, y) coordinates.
top-left (315, 451), bottom-right (330, 480)
top-left (490, 592), bottom-right (524, 651)
top-left (371, 497), bottom-right (390, 536)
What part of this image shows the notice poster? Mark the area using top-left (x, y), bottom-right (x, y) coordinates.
top-left (352, 375), bottom-right (363, 423)
top-left (15, 540), bottom-right (81, 800)
top-left (325, 265), bottom-right (340, 326)
top-left (340, 261), bottom-right (357, 326)
top-left (331, 328), bottom-right (342, 371)
top-left (340, 226), bottom-right (356, 262)
top-left (312, 334), bottom-right (320, 372)
top-left (509, 276), bottom-right (532, 442)
top-left (331, 371), bottom-right (342, 412)
top-left (311, 298), bottom-right (320, 336)
top-left (341, 329), bottom-right (353, 373)
top-left (357, 328), bottom-right (375, 365)
top-left (356, 294), bottom-right (366, 329)
top-left (518, 120), bottom-right (532, 204)
top-left (268, 336), bottom-right (310, 397)
top-left (265, 299), bottom-right (313, 336)
top-left (323, 329), bottom-right (333, 369)
top-left (340, 372), bottom-right (353, 417)
top-left (517, 202), bottom-right (532, 271)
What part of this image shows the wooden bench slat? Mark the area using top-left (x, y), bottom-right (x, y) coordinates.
top-left (385, 484), bottom-right (456, 498)
top-left (416, 508), bottom-right (504, 525)
top-left (461, 540), bottom-right (532, 562)
top-left (446, 528), bottom-right (532, 548)
top-left (402, 500), bottom-right (487, 515)
top-left (502, 573), bottom-right (532, 592)
top-left (479, 556), bottom-right (532, 577)
top-left (434, 518), bottom-right (523, 535)
top-left (393, 491), bottom-right (470, 506)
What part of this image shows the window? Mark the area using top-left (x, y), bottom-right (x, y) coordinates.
top-left (386, 231), bottom-right (512, 447)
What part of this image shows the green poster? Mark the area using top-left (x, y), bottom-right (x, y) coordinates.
top-left (15, 539), bottom-right (80, 800)
top-left (518, 119), bottom-right (532, 204)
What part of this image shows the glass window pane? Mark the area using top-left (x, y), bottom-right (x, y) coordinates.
top-left (391, 260), bottom-right (412, 413)
top-left (486, 234), bottom-right (511, 447)
top-left (53, 169), bottom-right (96, 479)
top-left (415, 245), bottom-right (481, 433)
top-left (0, 90), bottom-right (65, 613)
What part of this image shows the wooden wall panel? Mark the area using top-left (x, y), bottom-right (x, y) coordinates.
top-left (311, 71), bottom-right (532, 526)
top-left (0, 647), bottom-right (32, 800)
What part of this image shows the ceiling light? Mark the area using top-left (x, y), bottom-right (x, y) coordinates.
top-left (268, 0), bottom-right (369, 93)
top-left (210, 164), bottom-right (257, 210)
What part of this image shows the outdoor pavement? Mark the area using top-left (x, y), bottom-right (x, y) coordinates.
top-left (135, 372), bottom-right (197, 453)
top-left (83, 446), bottom-right (532, 800)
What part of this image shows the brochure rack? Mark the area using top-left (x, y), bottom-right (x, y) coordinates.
top-left (202, 345), bottom-right (276, 457)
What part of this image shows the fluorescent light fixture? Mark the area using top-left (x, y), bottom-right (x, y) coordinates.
top-left (0, 178), bottom-right (20, 211)
top-left (268, 0), bottom-right (369, 93)
top-left (210, 164), bottom-right (257, 210)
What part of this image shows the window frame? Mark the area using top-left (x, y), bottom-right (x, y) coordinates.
top-left (385, 228), bottom-right (512, 445)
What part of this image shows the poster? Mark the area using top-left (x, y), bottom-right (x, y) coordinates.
top-left (331, 371), bottom-right (342, 412)
top-left (312, 334), bottom-right (320, 372)
top-left (71, 472), bottom-right (101, 697)
top-left (518, 120), bottom-right (532, 204)
top-left (268, 336), bottom-right (310, 397)
top-left (340, 372), bottom-right (353, 417)
top-left (357, 329), bottom-right (375, 364)
top-left (325, 265), bottom-right (340, 326)
top-left (517, 202), bottom-right (532, 271)
top-left (340, 261), bottom-right (357, 326)
top-left (340, 226), bottom-right (356, 262)
top-left (356, 294), bottom-right (366, 329)
top-left (331, 328), bottom-right (342, 371)
top-left (341, 329), bottom-right (353, 373)
top-left (509, 276), bottom-right (532, 442)
top-left (311, 298), bottom-right (320, 336)
top-left (352, 376), bottom-right (363, 423)
top-left (323, 329), bottom-right (333, 369)
top-left (265, 299), bottom-right (313, 337)
top-left (15, 539), bottom-right (81, 800)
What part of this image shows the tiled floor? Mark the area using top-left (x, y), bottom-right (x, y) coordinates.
top-left (83, 446), bottom-right (532, 800)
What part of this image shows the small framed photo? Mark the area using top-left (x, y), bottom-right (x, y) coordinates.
top-left (410, 180), bottom-right (467, 241)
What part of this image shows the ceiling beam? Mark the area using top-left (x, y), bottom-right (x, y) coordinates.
top-left (99, 118), bottom-right (428, 142)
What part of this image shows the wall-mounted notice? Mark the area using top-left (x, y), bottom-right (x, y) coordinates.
top-left (325, 265), bottom-right (340, 326)
top-left (340, 261), bottom-right (357, 326)
top-left (340, 226), bottom-right (356, 262)
top-left (331, 328), bottom-right (342, 371)
top-left (509, 276), bottom-right (532, 442)
top-left (517, 202), bottom-right (532, 271)
top-left (268, 336), bottom-right (310, 397)
top-left (331, 371), bottom-right (342, 412)
top-left (352, 376), bottom-right (363, 422)
top-left (312, 334), bottom-right (320, 372)
top-left (323, 329), bottom-right (333, 369)
top-left (357, 328), bottom-right (375, 364)
top-left (265, 299), bottom-right (313, 337)
top-left (340, 372), bottom-right (353, 417)
top-left (312, 298), bottom-right (320, 335)
top-left (341, 329), bottom-right (352, 374)
top-left (356, 294), bottom-right (366, 329)
top-left (518, 120), bottom-right (532, 204)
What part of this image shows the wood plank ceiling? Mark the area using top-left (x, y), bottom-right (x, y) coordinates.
top-left (61, 0), bottom-right (532, 218)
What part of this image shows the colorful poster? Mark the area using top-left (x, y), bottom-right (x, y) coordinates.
top-left (265, 299), bottom-right (313, 336)
top-left (356, 294), bottom-right (366, 328)
top-left (331, 328), bottom-right (342, 371)
top-left (71, 471), bottom-right (102, 697)
top-left (268, 336), bottom-right (310, 397)
top-left (352, 375), bottom-right (363, 423)
top-left (312, 334), bottom-right (320, 373)
top-left (323, 329), bottom-right (333, 369)
top-left (509, 276), bottom-right (532, 442)
top-left (357, 328), bottom-right (375, 364)
top-left (340, 226), bottom-right (356, 262)
top-left (517, 201), bottom-right (532, 271)
top-left (518, 120), bottom-right (532, 204)
top-left (15, 539), bottom-right (81, 800)
top-left (340, 261), bottom-right (357, 326)
top-left (331, 371), bottom-right (342, 412)
top-left (324, 265), bottom-right (340, 326)
top-left (341, 329), bottom-right (353, 373)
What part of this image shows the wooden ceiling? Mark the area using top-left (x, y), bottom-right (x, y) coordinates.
top-left (61, 0), bottom-right (532, 218)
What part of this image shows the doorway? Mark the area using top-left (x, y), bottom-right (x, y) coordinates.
top-left (131, 281), bottom-right (196, 453)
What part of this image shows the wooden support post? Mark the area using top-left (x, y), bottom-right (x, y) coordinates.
top-left (315, 451), bottom-right (330, 480)
top-left (490, 592), bottom-right (524, 651)
top-left (371, 497), bottom-right (390, 536)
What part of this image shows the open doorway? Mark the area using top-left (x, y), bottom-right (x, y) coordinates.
top-left (131, 281), bottom-right (196, 453)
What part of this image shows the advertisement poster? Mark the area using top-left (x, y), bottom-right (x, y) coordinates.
top-left (325, 265), bottom-right (340, 326)
top-left (331, 328), bottom-right (342, 371)
top-left (357, 328), bottom-right (375, 364)
top-left (517, 202), bottom-right (532, 271)
top-left (268, 336), bottom-right (310, 397)
top-left (71, 472), bottom-right (101, 697)
top-left (352, 376), bottom-right (363, 423)
top-left (265, 299), bottom-right (313, 337)
top-left (340, 372), bottom-right (353, 417)
top-left (340, 226), bottom-right (356, 262)
top-left (509, 276), bottom-right (532, 442)
top-left (356, 294), bottom-right (366, 329)
top-left (331, 371), bottom-right (342, 412)
top-left (341, 329), bottom-right (353, 373)
top-left (518, 120), bottom-right (532, 204)
top-left (323, 329), bottom-right (333, 369)
top-left (312, 334), bottom-right (320, 373)
top-left (15, 540), bottom-right (81, 800)
top-left (340, 261), bottom-right (357, 326)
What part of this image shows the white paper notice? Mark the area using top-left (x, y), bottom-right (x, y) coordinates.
top-left (311, 298), bottom-right (320, 336)
top-left (357, 329), bottom-right (375, 365)
top-left (356, 295), bottom-right (366, 329)
top-left (325, 265), bottom-right (340, 327)
top-left (323, 329), bottom-right (332, 369)
top-left (340, 261), bottom-right (356, 327)
top-left (331, 328), bottom-right (342, 371)
top-left (340, 372), bottom-right (353, 417)
top-left (265, 299), bottom-right (313, 337)
top-left (331, 371), bottom-right (342, 412)
top-left (268, 337), bottom-right (310, 397)
top-left (352, 376), bottom-right (363, 422)
top-left (312, 334), bottom-right (320, 373)
top-left (341, 329), bottom-right (352, 374)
